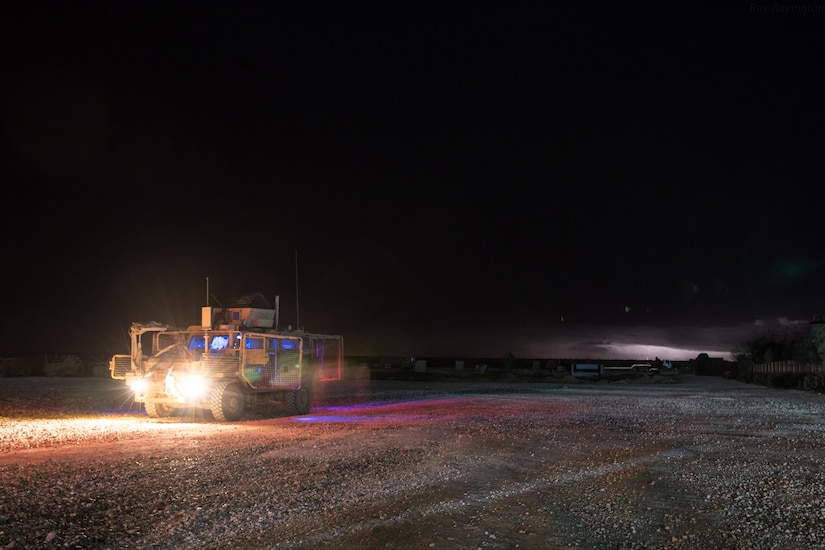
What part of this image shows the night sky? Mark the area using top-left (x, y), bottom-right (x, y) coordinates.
top-left (3, 3), bottom-right (824, 361)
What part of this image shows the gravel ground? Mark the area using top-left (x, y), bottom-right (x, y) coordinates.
top-left (2, 374), bottom-right (825, 549)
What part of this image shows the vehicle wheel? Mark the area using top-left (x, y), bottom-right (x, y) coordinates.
top-left (144, 401), bottom-right (174, 418)
top-left (285, 386), bottom-right (311, 415)
top-left (210, 381), bottom-right (245, 421)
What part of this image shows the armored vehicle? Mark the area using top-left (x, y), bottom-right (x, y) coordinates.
top-left (110, 293), bottom-right (343, 421)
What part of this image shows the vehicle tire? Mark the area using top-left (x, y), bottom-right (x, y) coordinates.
top-left (285, 386), bottom-right (311, 415)
top-left (145, 401), bottom-right (174, 418)
top-left (210, 381), bottom-right (245, 422)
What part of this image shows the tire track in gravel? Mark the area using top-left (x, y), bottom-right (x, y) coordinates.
top-left (268, 443), bottom-right (731, 548)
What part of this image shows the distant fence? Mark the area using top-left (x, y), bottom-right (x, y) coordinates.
top-left (752, 361), bottom-right (825, 374)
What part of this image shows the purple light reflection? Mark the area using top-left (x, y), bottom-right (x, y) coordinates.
top-left (293, 397), bottom-right (462, 423)
top-left (294, 415), bottom-right (407, 422)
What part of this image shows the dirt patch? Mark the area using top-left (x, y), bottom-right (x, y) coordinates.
top-left (2, 376), bottom-right (825, 549)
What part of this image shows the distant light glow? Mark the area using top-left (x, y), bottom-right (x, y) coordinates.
top-left (607, 343), bottom-right (732, 361)
top-left (516, 324), bottom-right (746, 362)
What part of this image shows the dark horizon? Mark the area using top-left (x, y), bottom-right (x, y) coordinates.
top-left (3, 4), bottom-right (823, 362)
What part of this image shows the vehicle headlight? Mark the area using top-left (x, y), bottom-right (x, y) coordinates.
top-left (130, 378), bottom-right (149, 394)
top-left (178, 375), bottom-right (208, 399)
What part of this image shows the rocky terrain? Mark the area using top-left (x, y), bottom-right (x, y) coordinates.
top-left (2, 374), bottom-right (825, 549)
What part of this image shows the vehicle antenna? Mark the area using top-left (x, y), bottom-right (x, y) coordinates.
top-left (295, 249), bottom-right (300, 330)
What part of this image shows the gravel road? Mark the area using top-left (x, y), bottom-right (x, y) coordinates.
top-left (2, 374), bottom-right (825, 549)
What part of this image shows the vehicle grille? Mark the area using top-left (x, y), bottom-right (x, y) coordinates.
top-left (202, 355), bottom-right (241, 378)
top-left (110, 355), bottom-right (132, 380)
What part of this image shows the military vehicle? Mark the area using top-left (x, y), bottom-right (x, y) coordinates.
top-left (110, 292), bottom-right (343, 421)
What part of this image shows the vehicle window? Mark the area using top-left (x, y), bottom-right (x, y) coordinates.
top-left (189, 335), bottom-right (206, 351)
top-left (210, 335), bottom-right (230, 351)
top-left (245, 336), bottom-right (264, 350)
